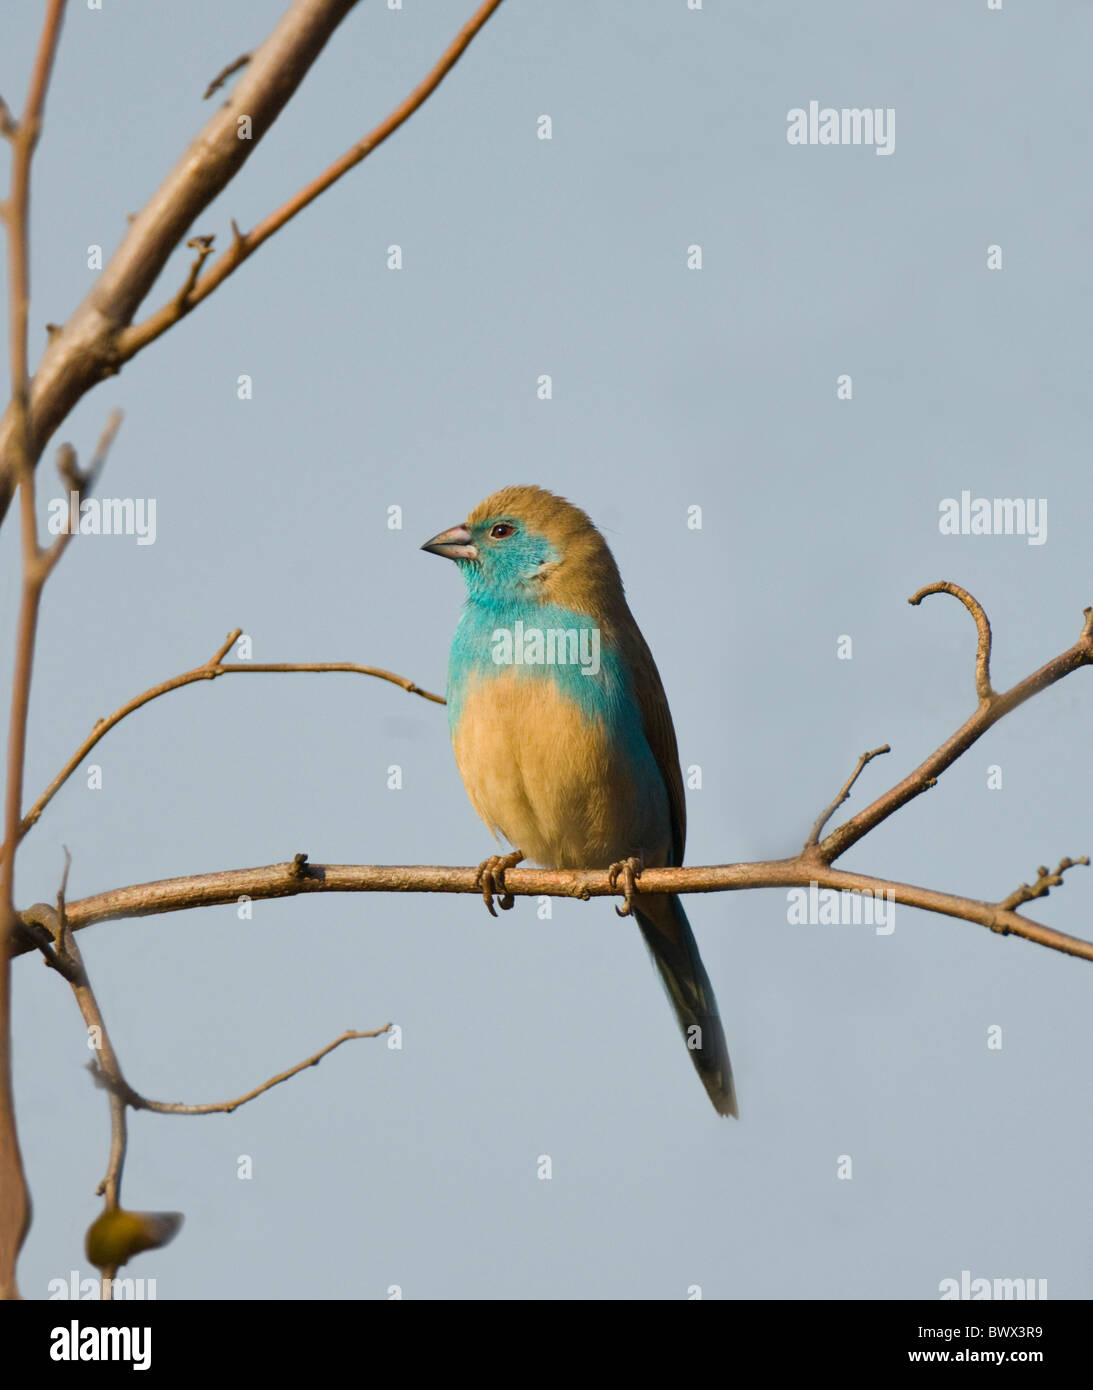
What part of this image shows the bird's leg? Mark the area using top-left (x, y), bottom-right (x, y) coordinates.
top-left (474, 850), bottom-right (525, 917)
top-left (607, 853), bottom-right (644, 918)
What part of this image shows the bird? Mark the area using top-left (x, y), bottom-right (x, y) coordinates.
top-left (422, 485), bottom-right (737, 1117)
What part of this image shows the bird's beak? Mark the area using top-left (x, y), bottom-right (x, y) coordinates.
top-left (421, 523), bottom-right (478, 562)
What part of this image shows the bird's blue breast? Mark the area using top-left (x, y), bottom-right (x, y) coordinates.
top-left (447, 593), bottom-right (641, 754)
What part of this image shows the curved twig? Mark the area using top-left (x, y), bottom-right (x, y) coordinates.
top-left (909, 580), bottom-right (995, 704)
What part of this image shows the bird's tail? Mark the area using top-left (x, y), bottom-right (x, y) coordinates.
top-left (634, 892), bottom-right (738, 1118)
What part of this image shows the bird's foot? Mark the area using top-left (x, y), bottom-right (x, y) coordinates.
top-left (607, 854), bottom-right (644, 918)
top-left (474, 850), bottom-right (524, 918)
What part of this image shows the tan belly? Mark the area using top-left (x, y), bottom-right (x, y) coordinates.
top-left (452, 667), bottom-right (669, 870)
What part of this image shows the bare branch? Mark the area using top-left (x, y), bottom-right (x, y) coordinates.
top-left (10, 852), bottom-right (1089, 964)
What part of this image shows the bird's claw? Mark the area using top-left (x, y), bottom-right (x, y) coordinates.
top-left (607, 855), bottom-right (643, 917)
top-left (474, 850), bottom-right (524, 917)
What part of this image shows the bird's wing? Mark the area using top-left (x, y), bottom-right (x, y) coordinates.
top-left (619, 614), bottom-right (687, 865)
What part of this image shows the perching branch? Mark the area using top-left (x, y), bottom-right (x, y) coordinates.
top-left (0, 0), bottom-right (507, 523)
top-left (12, 851), bottom-right (1092, 963)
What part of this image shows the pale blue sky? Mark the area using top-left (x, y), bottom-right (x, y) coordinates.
top-left (2, 0), bottom-right (1091, 1299)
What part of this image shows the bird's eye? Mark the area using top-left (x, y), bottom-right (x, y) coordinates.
top-left (490, 523), bottom-right (515, 539)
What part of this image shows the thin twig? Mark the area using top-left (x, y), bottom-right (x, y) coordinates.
top-left (133, 1027), bottom-right (392, 1115)
top-left (6, 631), bottom-right (442, 849)
top-left (37, 409), bottom-right (123, 575)
top-left (172, 236), bottom-right (216, 311)
top-left (804, 745), bottom-right (890, 849)
top-left (999, 857), bottom-right (1089, 913)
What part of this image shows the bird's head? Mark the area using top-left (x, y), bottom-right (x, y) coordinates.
top-left (422, 485), bottom-right (623, 612)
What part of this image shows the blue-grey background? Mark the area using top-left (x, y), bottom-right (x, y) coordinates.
top-left (2, 0), bottom-right (1091, 1299)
